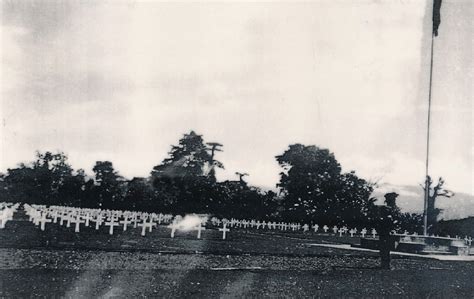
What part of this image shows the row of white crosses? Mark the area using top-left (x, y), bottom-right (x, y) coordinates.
top-left (209, 216), bottom-right (381, 239)
top-left (0, 202), bottom-right (20, 229)
top-left (22, 204), bottom-right (224, 240)
top-left (21, 203), bottom-right (471, 243)
top-left (21, 203), bottom-right (378, 241)
top-left (23, 204), bottom-right (220, 240)
top-left (23, 204), bottom-right (176, 236)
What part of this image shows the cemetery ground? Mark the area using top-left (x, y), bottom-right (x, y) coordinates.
top-left (1, 212), bottom-right (473, 297)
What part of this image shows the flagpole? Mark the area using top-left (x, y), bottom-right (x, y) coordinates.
top-left (423, 27), bottom-right (436, 237)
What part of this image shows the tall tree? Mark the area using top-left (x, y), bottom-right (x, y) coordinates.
top-left (4, 164), bottom-right (39, 204)
top-left (276, 144), bottom-right (375, 225)
top-left (92, 161), bottom-right (124, 209)
top-left (124, 177), bottom-right (155, 211)
top-left (151, 131), bottom-right (222, 179)
top-left (217, 180), bottom-right (266, 219)
top-left (421, 176), bottom-right (454, 233)
top-left (4, 151), bottom-right (74, 205)
top-left (57, 169), bottom-right (89, 207)
top-left (150, 131), bottom-right (224, 213)
top-left (333, 171), bottom-right (376, 226)
top-left (276, 144), bottom-right (341, 222)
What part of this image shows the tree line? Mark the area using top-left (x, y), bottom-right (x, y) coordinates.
top-left (0, 131), bottom-right (424, 230)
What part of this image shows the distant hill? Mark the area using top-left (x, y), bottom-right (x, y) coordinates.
top-left (372, 183), bottom-right (474, 220)
top-left (261, 182), bottom-right (473, 221)
top-left (437, 217), bottom-right (474, 238)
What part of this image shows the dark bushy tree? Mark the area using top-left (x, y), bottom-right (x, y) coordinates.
top-left (276, 144), bottom-right (375, 225)
top-left (215, 180), bottom-right (266, 219)
top-left (151, 131), bottom-right (222, 180)
top-left (150, 131), bottom-right (224, 213)
top-left (57, 169), bottom-right (89, 207)
top-left (92, 161), bottom-right (124, 209)
top-left (398, 213), bottom-right (424, 234)
top-left (1, 139), bottom-right (396, 226)
top-left (333, 171), bottom-right (376, 226)
top-left (3, 151), bottom-right (75, 205)
top-left (123, 177), bottom-right (155, 211)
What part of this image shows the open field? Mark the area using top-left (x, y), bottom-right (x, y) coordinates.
top-left (1, 212), bottom-right (473, 297)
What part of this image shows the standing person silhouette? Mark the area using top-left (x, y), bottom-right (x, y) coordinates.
top-left (377, 192), bottom-right (400, 269)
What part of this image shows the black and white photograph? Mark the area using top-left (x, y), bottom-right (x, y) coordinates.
top-left (0, 0), bottom-right (472, 297)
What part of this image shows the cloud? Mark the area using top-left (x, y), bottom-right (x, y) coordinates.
top-left (1, 1), bottom-right (472, 196)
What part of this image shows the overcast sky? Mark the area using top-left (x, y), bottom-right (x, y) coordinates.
top-left (1, 0), bottom-right (472, 196)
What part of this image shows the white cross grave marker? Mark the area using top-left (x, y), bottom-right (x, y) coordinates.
top-left (147, 219), bottom-right (157, 233)
top-left (132, 216), bottom-right (139, 228)
top-left (197, 221), bottom-right (206, 239)
top-left (52, 211), bottom-right (59, 224)
top-left (59, 213), bottom-right (66, 226)
top-left (71, 216), bottom-right (85, 233)
top-left (0, 213), bottom-right (7, 229)
top-left (312, 224), bottom-right (319, 233)
top-left (157, 213), bottom-right (164, 225)
top-left (169, 221), bottom-right (179, 238)
top-left (66, 214), bottom-right (73, 228)
top-left (83, 213), bottom-right (92, 227)
top-left (94, 214), bottom-right (104, 230)
top-left (371, 228), bottom-right (377, 238)
top-left (138, 220), bottom-right (154, 236)
top-left (338, 228), bottom-right (344, 237)
top-left (105, 218), bottom-right (119, 235)
top-left (219, 224), bottom-right (230, 240)
top-left (38, 213), bottom-right (52, 231)
top-left (120, 218), bottom-right (132, 231)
